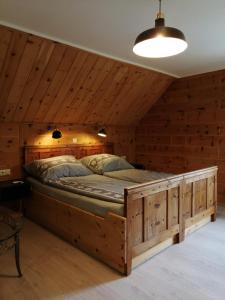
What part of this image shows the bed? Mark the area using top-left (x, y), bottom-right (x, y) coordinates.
top-left (104, 169), bottom-right (174, 183)
top-left (24, 144), bottom-right (218, 275)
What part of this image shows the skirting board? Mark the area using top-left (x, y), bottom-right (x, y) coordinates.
top-left (132, 238), bottom-right (174, 269)
top-left (185, 216), bottom-right (211, 237)
top-left (132, 215), bottom-right (212, 270)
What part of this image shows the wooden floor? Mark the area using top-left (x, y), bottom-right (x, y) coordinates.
top-left (1, 209), bottom-right (225, 300)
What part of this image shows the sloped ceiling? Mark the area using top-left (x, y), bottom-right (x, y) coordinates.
top-left (1, 0), bottom-right (225, 77)
top-left (0, 25), bottom-right (173, 126)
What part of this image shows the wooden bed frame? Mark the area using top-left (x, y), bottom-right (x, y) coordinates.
top-left (24, 144), bottom-right (218, 275)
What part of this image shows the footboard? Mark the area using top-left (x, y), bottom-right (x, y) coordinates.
top-left (124, 175), bottom-right (185, 275)
top-left (182, 167), bottom-right (217, 235)
top-left (124, 166), bottom-right (218, 275)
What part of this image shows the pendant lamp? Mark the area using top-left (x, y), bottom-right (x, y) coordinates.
top-left (133, 0), bottom-right (187, 58)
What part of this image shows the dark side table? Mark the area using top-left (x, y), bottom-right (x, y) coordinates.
top-left (0, 208), bottom-right (23, 277)
top-left (131, 162), bottom-right (145, 170)
top-left (0, 180), bottom-right (30, 212)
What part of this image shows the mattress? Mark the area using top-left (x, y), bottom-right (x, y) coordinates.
top-left (46, 174), bottom-right (134, 204)
top-left (27, 175), bottom-right (133, 217)
top-left (103, 169), bottom-right (173, 183)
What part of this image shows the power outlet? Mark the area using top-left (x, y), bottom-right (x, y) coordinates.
top-left (0, 169), bottom-right (11, 176)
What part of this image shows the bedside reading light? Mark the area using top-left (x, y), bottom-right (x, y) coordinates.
top-left (98, 128), bottom-right (107, 138)
top-left (52, 129), bottom-right (62, 139)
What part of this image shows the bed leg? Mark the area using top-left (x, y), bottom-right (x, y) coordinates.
top-left (211, 213), bottom-right (216, 222)
top-left (125, 261), bottom-right (132, 276)
top-left (177, 219), bottom-right (185, 243)
top-left (177, 182), bottom-right (185, 243)
top-left (178, 232), bottom-right (185, 243)
top-left (125, 240), bottom-right (132, 275)
top-left (176, 230), bottom-right (185, 243)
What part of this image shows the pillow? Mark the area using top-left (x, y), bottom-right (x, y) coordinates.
top-left (101, 156), bottom-right (134, 173)
top-left (24, 155), bottom-right (77, 179)
top-left (80, 154), bottom-right (134, 175)
top-left (42, 162), bottom-right (93, 181)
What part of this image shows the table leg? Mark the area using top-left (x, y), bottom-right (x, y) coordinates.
top-left (15, 233), bottom-right (22, 277)
top-left (19, 198), bottom-right (23, 213)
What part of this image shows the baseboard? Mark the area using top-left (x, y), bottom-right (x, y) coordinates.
top-left (132, 238), bottom-right (173, 269)
top-left (185, 216), bottom-right (211, 237)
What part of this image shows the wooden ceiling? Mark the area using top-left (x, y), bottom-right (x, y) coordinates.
top-left (0, 25), bottom-right (174, 126)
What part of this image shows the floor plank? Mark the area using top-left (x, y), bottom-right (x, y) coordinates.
top-left (0, 208), bottom-right (225, 300)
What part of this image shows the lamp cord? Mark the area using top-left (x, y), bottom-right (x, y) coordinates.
top-left (159, 0), bottom-right (162, 14)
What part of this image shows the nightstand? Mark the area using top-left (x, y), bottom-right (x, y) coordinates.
top-left (131, 163), bottom-right (145, 170)
top-left (0, 180), bottom-right (30, 212)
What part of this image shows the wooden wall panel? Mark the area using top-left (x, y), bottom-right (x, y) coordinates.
top-left (0, 123), bottom-right (21, 181)
top-left (136, 69), bottom-right (225, 205)
top-left (0, 25), bottom-right (173, 126)
top-left (0, 25), bottom-right (173, 184)
top-left (0, 122), bottom-right (135, 181)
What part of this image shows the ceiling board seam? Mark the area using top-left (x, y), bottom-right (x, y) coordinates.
top-left (21, 43), bottom-right (58, 122)
top-left (65, 55), bottom-right (99, 123)
top-left (53, 52), bottom-right (95, 123)
top-left (24, 43), bottom-right (67, 122)
top-left (0, 25), bottom-right (174, 126)
top-left (42, 47), bottom-right (79, 122)
top-left (33, 44), bottom-right (70, 122)
top-left (46, 50), bottom-right (85, 122)
top-left (0, 28), bottom-right (12, 77)
top-left (11, 35), bottom-right (44, 122)
top-left (13, 40), bottom-right (56, 122)
top-left (0, 31), bottom-right (28, 120)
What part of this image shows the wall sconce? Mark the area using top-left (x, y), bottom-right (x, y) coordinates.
top-left (97, 128), bottom-right (107, 138)
top-left (52, 128), bottom-right (62, 139)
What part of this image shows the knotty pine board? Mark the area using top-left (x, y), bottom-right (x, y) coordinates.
top-left (0, 123), bottom-right (135, 181)
top-left (136, 69), bottom-right (225, 205)
top-left (0, 25), bottom-right (173, 126)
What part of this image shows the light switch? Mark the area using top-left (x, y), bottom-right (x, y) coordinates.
top-left (0, 169), bottom-right (11, 176)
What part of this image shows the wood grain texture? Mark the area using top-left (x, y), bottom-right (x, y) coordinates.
top-left (23, 145), bottom-right (217, 275)
top-left (0, 122), bottom-right (135, 181)
top-left (24, 143), bottom-right (114, 164)
top-left (21, 144), bottom-right (217, 276)
top-left (0, 25), bottom-right (173, 126)
top-left (1, 209), bottom-right (225, 300)
top-left (124, 166), bottom-right (217, 274)
top-left (25, 190), bottom-right (127, 274)
top-left (136, 69), bottom-right (225, 205)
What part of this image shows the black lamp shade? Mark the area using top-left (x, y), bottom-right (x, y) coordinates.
top-left (52, 129), bottom-right (62, 139)
top-left (98, 128), bottom-right (107, 138)
top-left (134, 25), bottom-right (186, 47)
top-left (133, 4), bottom-right (188, 59)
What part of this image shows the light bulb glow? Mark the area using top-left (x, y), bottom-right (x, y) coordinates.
top-left (98, 132), bottom-right (107, 137)
top-left (133, 36), bottom-right (188, 58)
top-left (97, 128), bottom-right (107, 138)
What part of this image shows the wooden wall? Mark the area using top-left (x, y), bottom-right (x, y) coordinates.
top-left (0, 24), bottom-right (173, 182)
top-left (0, 25), bottom-right (173, 126)
top-left (0, 123), bottom-right (135, 181)
top-left (136, 69), bottom-right (225, 205)
top-left (1, 24), bottom-right (224, 207)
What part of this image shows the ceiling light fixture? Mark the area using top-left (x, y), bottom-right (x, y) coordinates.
top-left (133, 0), bottom-right (188, 58)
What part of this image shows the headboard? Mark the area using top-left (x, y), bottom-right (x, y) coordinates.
top-left (24, 143), bottom-right (114, 164)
